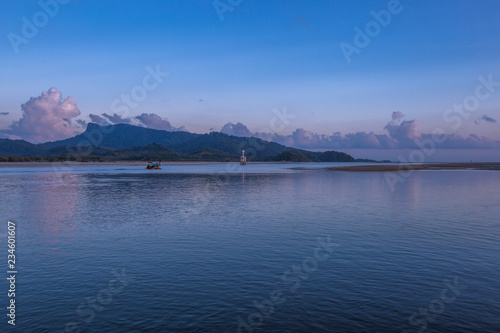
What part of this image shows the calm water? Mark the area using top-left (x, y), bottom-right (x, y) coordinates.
top-left (1, 163), bottom-right (499, 332)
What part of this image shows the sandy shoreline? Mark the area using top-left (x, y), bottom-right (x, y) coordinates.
top-left (330, 163), bottom-right (500, 172)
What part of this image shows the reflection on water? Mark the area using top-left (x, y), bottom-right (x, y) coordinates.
top-left (1, 164), bottom-right (499, 332)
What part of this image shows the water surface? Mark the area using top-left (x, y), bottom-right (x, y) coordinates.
top-left (1, 163), bottom-right (499, 332)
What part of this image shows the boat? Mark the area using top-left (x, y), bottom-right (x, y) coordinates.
top-left (146, 160), bottom-right (161, 169)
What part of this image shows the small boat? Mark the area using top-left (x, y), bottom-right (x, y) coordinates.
top-left (146, 160), bottom-right (161, 169)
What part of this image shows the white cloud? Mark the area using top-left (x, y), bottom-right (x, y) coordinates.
top-left (1, 88), bottom-right (82, 143)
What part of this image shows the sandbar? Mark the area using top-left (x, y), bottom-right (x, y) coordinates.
top-left (330, 163), bottom-right (500, 172)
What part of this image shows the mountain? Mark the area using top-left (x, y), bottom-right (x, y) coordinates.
top-left (318, 150), bottom-right (356, 162)
top-left (273, 150), bottom-right (356, 162)
top-left (275, 150), bottom-right (320, 162)
top-left (0, 139), bottom-right (45, 156)
top-left (184, 148), bottom-right (238, 162)
top-left (40, 123), bottom-right (198, 149)
top-left (169, 131), bottom-right (291, 157)
top-left (40, 123), bottom-right (309, 158)
top-left (1, 123), bottom-right (356, 162)
top-left (106, 143), bottom-right (182, 161)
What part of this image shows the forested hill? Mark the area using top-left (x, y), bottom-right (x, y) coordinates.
top-left (1, 123), bottom-right (356, 162)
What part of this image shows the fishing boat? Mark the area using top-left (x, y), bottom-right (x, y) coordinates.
top-left (146, 160), bottom-right (161, 169)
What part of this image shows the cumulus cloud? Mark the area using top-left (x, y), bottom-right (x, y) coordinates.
top-left (87, 112), bottom-right (185, 132)
top-left (344, 132), bottom-right (388, 148)
top-left (220, 113), bottom-right (500, 150)
top-left (221, 122), bottom-right (253, 137)
top-left (88, 112), bottom-right (137, 126)
top-left (102, 113), bottom-right (132, 124)
top-left (88, 114), bottom-right (111, 126)
top-left (1, 88), bottom-right (82, 143)
top-left (135, 113), bottom-right (186, 131)
top-left (3, 89), bottom-right (498, 150)
top-left (384, 113), bottom-right (421, 146)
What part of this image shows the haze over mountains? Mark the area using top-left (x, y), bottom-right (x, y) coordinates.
top-left (0, 123), bottom-right (355, 162)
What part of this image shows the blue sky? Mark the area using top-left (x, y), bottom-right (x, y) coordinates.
top-left (1, 0), bottom-right (499, 157)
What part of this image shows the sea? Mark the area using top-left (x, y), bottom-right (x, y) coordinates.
top-left (0, 162), bottom-right (499, 332)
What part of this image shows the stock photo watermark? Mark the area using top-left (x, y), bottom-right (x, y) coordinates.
top-left (339, 0), bottom-right (406, 64)
top-left (6, 221), bottom-right (17, 326)
top-left (7, 0), bottom-right (70, 53)
top-left (402, 277), bottom-right (467, 333)
top-left (110, 64), bottom-right (169, 116)
top-left (50, 64), bottom-right (168, 176)
top-left (213, 0), bottom-right (243, 21)
top-left (180, 106), bottom-right (296, 220)
top-left (64, 268), bottom-right (133, 333)
top-left (236, 236), bottom-right (338, 332)
top-left (385, 73), bottom-right (500, 192)
top-left (234, 106), bottom-right (296, 161)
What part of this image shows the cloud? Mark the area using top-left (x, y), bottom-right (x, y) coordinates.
top-left (384, 113), bottom-right (421, 147)
top-left (221, 122), bottom-right (253, 137)
top-left (88, 114), bottom-right (111, 126)
top-left (391, 111), bottom-right (404, 121)
top-left (102, 113), bottom-right (132, 124)
top-left (422, 133), bottom-right (500, 149)
top-left (0, 88), bottom-right (82, 143)
top-left (3, 88), bottom-right (498, 150)
top-left (477, 115), bottom-right (497, 124)
top-left (220, 113), bottom-right (500, 150)
top-left (75, 119), bottom-right (87, 127)
top-left (220, 115), bottom-right (416, 149)
top-left (345, 132), bottom-right (394, 149)
top-left (135, 113), bottom-right (186, 131)
top-left (87, 112), bottom-right (186, 132)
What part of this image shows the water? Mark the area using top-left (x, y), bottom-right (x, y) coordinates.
top-left (1, 163), bottom-right (499, 332)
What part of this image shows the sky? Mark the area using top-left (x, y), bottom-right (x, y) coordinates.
top-left (1, 0), bottom-right (500, 160)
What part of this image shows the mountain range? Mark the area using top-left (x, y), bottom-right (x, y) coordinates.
top-left (0, 123), bottom-right (355, 162)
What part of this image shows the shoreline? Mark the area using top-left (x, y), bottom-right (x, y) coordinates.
top-left (330, 162), bottom-right (500, 172)
top-left (2, 161), bottom-right (500, 170)
top-left (0, 161), bottom-right (288, 167)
